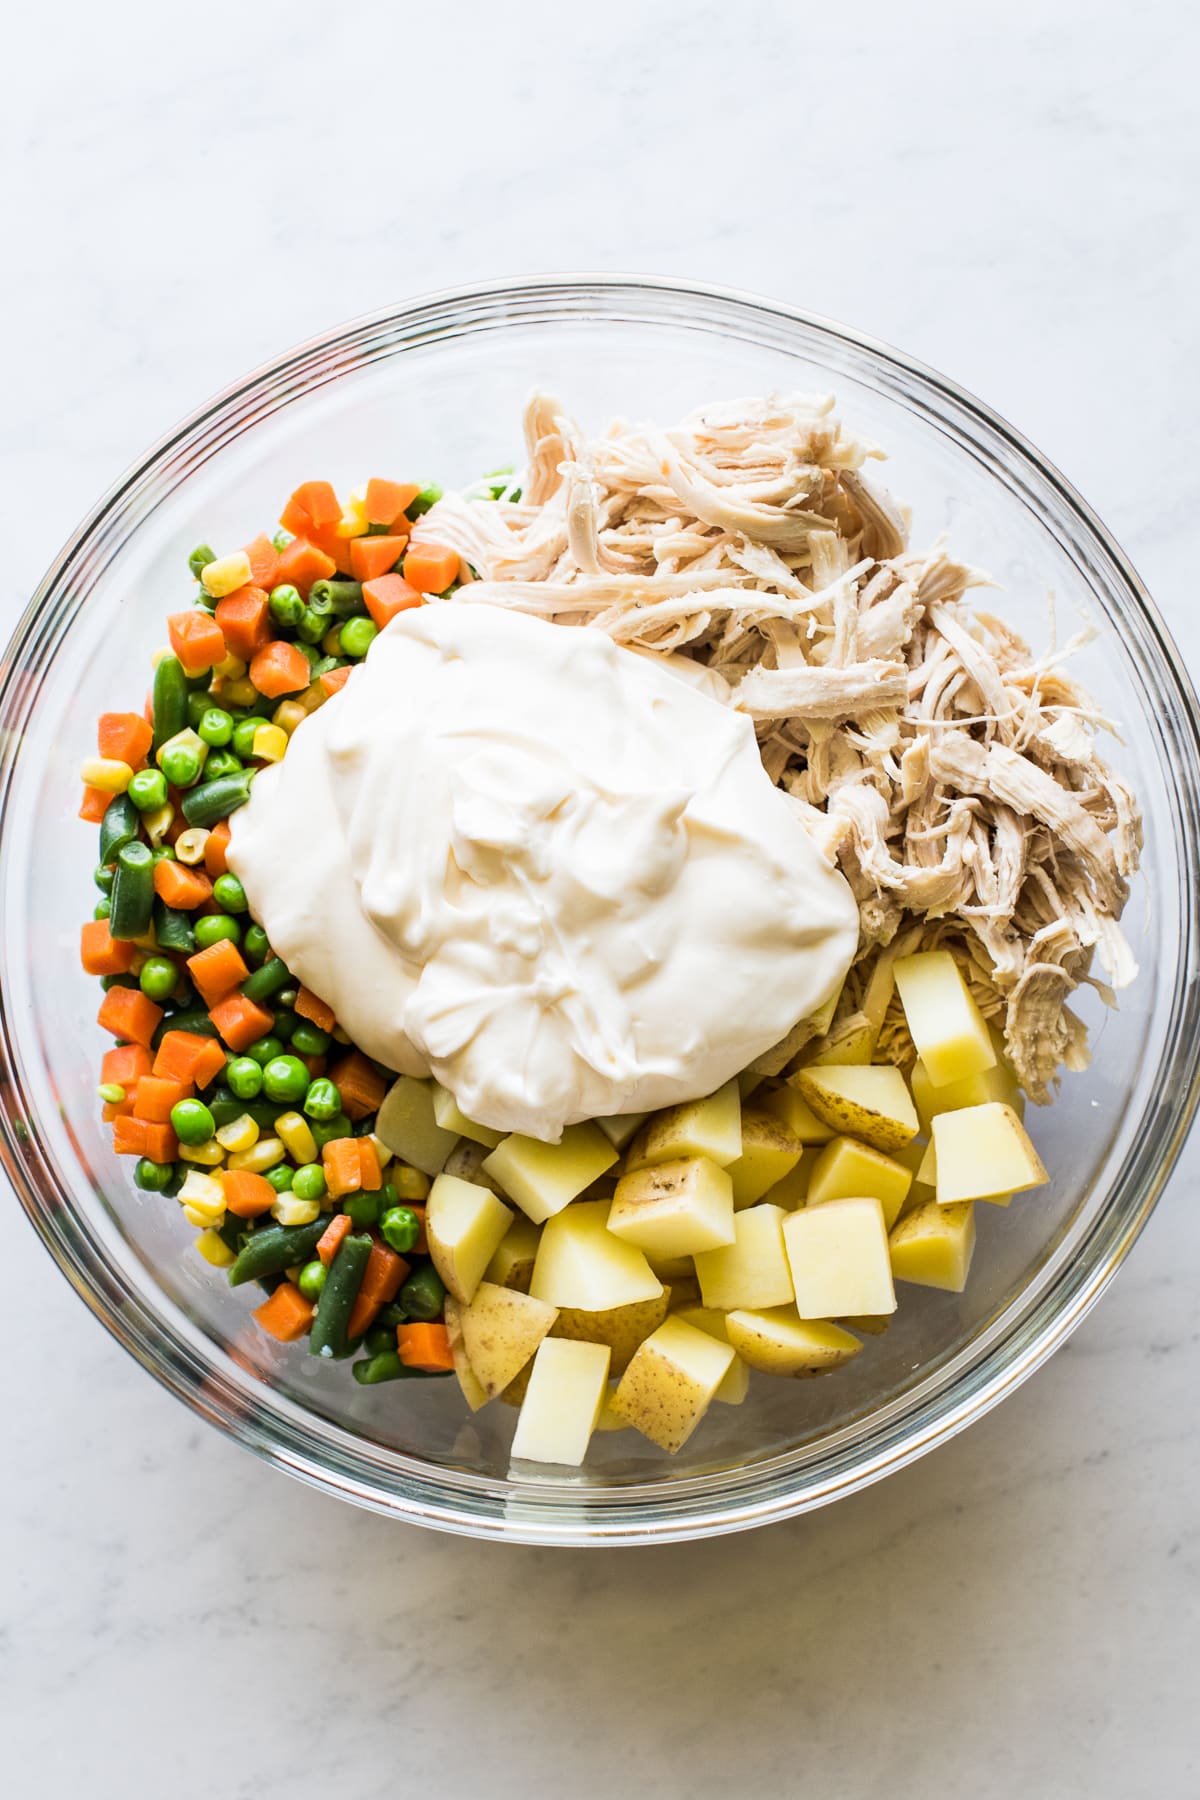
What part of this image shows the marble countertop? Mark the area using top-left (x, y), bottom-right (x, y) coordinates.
top-left (4, 3), bottom-right (1198, 1794)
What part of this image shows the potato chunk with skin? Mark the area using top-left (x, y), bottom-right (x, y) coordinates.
top-left (932, 1102), bottom-right (1047, 1204)
top-left (724, 1111), bottom-right (804, 1209)
top-left (511, 1339), bottom-right (611, 1466)
top-left (889, 1199), bottom-right (976, 1291)
top-left (783, 1196), bottom-right (896, 1320)
top-left (459, 1282), bottom-right (558, 1400)
top-left (431, 1080), bottom-right (504, 1150)
top-left (693, 1203), bottom-right (793, 1312)
top-left (672, 1304), bottom-right (751, 1404)
top-left (426, 1174), bottom-right (514, 1304)
top-left (483, 1215), bottom-right (541, 1293)
top-left (917, 1138), bottom-right (1010, 1208)
top-left (375, 1076), bottom-right (460, 1176)
top-left (911, 1057), bottom-right (1023, 1134)
top-left (608, 1156), bottom-right (735, 1259)
top-left (550, 1289), bottom-right (672, 1376)
top-left (759, 1082), bottom-right (835, 1145)
top-left (530, 1199), bottom-right (663, 1311)
top-left (893, 950), bottom-right (996, 1088)
top-left (623, 1079), bottom-right (742, 1173)
top-left (806, 1135), bottom-right (912, 1228)
top-left (724, 1307), bottom-right (862, 1378)
top-left (800, 1010), bottom-right (879, 1068)
top-left (444, 1296), bottom-right (488, 1412)
top-left (482, 1123), bottom-right (617, 1225)
top-left (795, 1064), bottom-right (919, 1154)
top-left (611, 1317), bottom-right (735, 1452)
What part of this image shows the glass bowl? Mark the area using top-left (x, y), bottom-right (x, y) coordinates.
top-left (3, 276), bottom-right (1199, 1546)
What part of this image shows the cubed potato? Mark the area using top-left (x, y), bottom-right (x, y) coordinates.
top-left (893, 950), bottom-right (996, 1088)
top-left (932, 1102), bottom-right (1047, 1204)
top-left (693, 1203), bottom-right (794, 1312)
top-left (761, 1146), bottom-right (819, 1209)
top-left (806, 1135), bottom-right (912, 1228)
top-left (648, 1253), bottom-right (696, 1285)
top-left (431, 1080), bottom-right (504, 1150)
top-left (443, 1296), bottom-right (488, 1412)
top-left (783, 1196), bottom-right (896, 1319)
top-left (800, 1010), bottom-right (879, 1068)
top-left (551, 1288), bottom-right (672, 1376)
top-left (595, 1112), bottom-right (649, 1150)
top-left (483, 1215), bottom-right (542, 1293)
top-left (510, 1338), bottom-right (611, 1466)
top-left (724, 1307), bottom-right (862, 1378)
top-left (608, 1156), bottom-right (735, 1259)
top-left (759, 1082), bottom-right (836, 1145)
top-left (482, 1123), bottom-right (618, 1225)
top-left (594, 1385), bottom-right (632, 1432)
top-left (458, 1281), bottom-right (558, 1400)
top-left (610, 1317), bottom-right (735, 1452)
top-left (745, 988), bottom-right (840, 1078)
top-left (737, 1067), bottom-right (765, 1100)
top-left (671, 1304), bottom-right (751, 1404)
top-left (375, 1076), bottom-right (460, 1176)
top-left (624, 1079), bottom-right (742, 1173)
top-left (529, 1199), bottom-right (664, 1311)
top-left (795, 1064), bottom-right (919, 1153)
top-left (442, 1137), bottom-right (504, 1194)
top-left (915, 1137), bottom-right (1010, 1207)
top-left (426, 1173), bottom-right (514, 1304)
top-left (888, 1199), bottom-right (976, 1291)
top-left (724, 1110), bottom-right (804, 1209)
top-left (910, 1056), bottom-right (1024, 1133)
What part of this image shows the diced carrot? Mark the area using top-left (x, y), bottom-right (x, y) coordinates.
top-left (153, 859), bottom-right (213, 910)
top-left (279, 496), bottom-right (315, 539)
top-left (98, 712), bottom-right (153, 768)
top-left (97, 986), bottom-right (163, 1049)
top-left (204, 819), bottom-right (232, 879)
top-left (319, 666), bottom-right (352, 697)
top-left (349, 534), bottom-right (408, 582)
top-left (347, 1241), bottom-right (410, 1340)
top-left (295, 986), bottom-right (336, 1033)
top-left (112, 1115), bottom-right (149, 1156)
top-left (132, 1075), bottom-right (192, 1123)
top-left (145, 1122), bottom-right (178, 1162)
top-left (395, 1322), bottom-right (453, 1373)
top-left (275, 535), bottom-right (337, 597)
top-left (316, 1212), bottom-right (352, 1267)
top-left (322, 1137), bottom-right (364, 1198)
top-left (305, 519), bottom-right (358, 577)
top-left (215, 586), bottom-right (272, 660)
top-left (187, 938), bottom-right (250, 1007)
top-left (79, 785), bottom-right (112, 823)
top-left (103, 1096), bottom-right (135, 1123)
top-left (242, 533), bottom-right (281, 594)
top-left (253, 1280), bottom-right (315, 1342)
top-left (364, 478), bottom-right (421, 527)
top-left (410, 1204), bottom-right (428, 1255)
top-left (403, 543), bottom-right (459, 594)
top-left (208, 992), bottom-right (275, 1053)
top-left (153, 1029), bottom-right (226, 1088)
top-left (102, 1044), bottom-right (151, 1088)
top-left (328, 1049), bottom-right (387, 1121)
top-left (80, 920), bottom-right (137, 977)
top-left (362, 573), bottom-right (424, 631)
top-left (222, 1169), bottom-right (276, 1218)
top-left (249, 639), bottom-right (311, 699)
top-left (357, 1137), bottom-right (383, 1191)
top-left (291, 481), bottom-right (341, 529)
top-left (167, 610), bottom-right (226, 677)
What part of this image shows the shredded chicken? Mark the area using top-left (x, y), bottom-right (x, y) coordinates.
top-left (412, 392), bottom-right (1142, 1102)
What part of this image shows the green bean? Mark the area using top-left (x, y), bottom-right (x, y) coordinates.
top-left (188, 543), bottom-right (216, 580)
top-left (227, 1218), bottom-right (329, 1288)
top-left (352, 1351), bottom-right (417, 1385)
top-left (181, 772), bottom-right (254, 828)
top-left (99, 793), bottom-right (140, 865)
top-left (154, 1006), bottom-right (218, 1042)
top-left (408, 483), bottom-right (442, 517)
top-left (309, 1234), bottom-right (372, 1359)
top-left (152, 655), bottom-right (189, 753)
top-left (308, 579), bottom-right (365, 617)
top-left (364, 1322), bottom-right (398, 1357)
top-left (94, 898), bottom-right (112, 920)
top-left (153, 899), bottom-right (196, 956)
top-left (187, 691), bottom-right (212, 729)
top-left (240, 956), bottom-right (292, 1003)
top-left (94, 863), bottom-right (116, 893)
top-left (398, 1263), bottom-right (446, 1323)
top-left (202, 750), bottom-right (243, 783)
top-left (271, 528), bottom-right (291, 553)
top-left (272, 1008), bottom-right (297, 1043)
top-left (109, 841), bottom-right (155, 939)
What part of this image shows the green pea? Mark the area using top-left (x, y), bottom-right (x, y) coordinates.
top-left (170, 1098), bottom-right (215, 1146)
top-left (310, 1112), bottom-right (353, 1151)
top-left (203, 750), bottom-right (243, 781)
top-left (276, 987), bottom-right (299, 1011)
top-left (262, 1055), bottom-right (310, 1104)
top-left (378, 1181), bottom-right (400, 1209)
top-left (380, 1205), bottom-right (420, 1255)
top-left (296, 606), bottom-right (326, 645)
top-left (135, 1157), bottom-right (176, 1193)
top-left (198, 707), bottom-right (234, 747)
top-left (242, 923), bottom-right (270, 967)
top-left (291, 1162), bottom-right (327, 1203)
top-left (139, 956), bottom-right (179, 1003)
top-left (398, 1263), bottom-right (446, 1322)
top-left (264, 1163), bottom-right (294, 1193)
top-left (339, 617), bottom-right (378, 660)
top-left (289, 1020), bottom-right (331, 1056)
top-left (232, 719), bottom-right (261, 760)
top-left (297, 1259), bottom-right (327, 1301)
top-left (127, 767), bottom-right (168, 812)
top-left (226, 1056), bottom-right (264, 1099)
top-left (94, 897), bottom-right (112, 920)
top-left (161, 741), bottom-right (204, 788)
top-left (247, 1035), bottom-right (284, 1067)
top-left (94, 863), bottom-right (115, 893)
top-left (272, 1008), bottom-right (297, 1043)
top-left (343, 1190), bottom-right (382, 1228)
top-left (193, 913), bottom-right (242, 950)
top-left (186, 691), bottom-right (212, 728)
top-left (268, 583), bottom-right (305, 628)
top-left (212, 872), bottom-right (247, 913)
top-left (150, 845), bottom-right (177, 865)
top-left (303, 1078), bottom-right (343, 1123)
top-left (364, 1322), bottom-right (398, 1357)
top-left (189, 543), bottom-right (217, 580)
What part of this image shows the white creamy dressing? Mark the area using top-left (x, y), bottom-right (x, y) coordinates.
top-left (228, 605), bottom-right (859, 1141)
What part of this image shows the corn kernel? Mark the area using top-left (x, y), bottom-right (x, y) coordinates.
top-left (179, 1139), bottom-right (227, 1168)
top-left (213, 651), bottom-right (248, 682)
top-left (298, 681), bottom-right (328, 714)
top-left (227, 1135), bottom-right (285, 1174)
top-left (174, 827), bottom-right (210, 866)
top-left (80, 757), bottom-right (133, 793)
top-left (271, 1193), bottom-right (322, 1227)
top-left (335, 489), bottom-right (369, 539)
top-left (392, 1164), bottom-right (431, 1201)
top-left (201, 551), bottom-right (253, 598)
top-left (272, 700), bottom-right (307, 736)
top-left (223, 676), bottom-right (260, 708)
top-left (252, 724), bottom-right (288, 764)
top-left (194, 1228), bottom-right (235, 1267)
top-left (156, 726), bottom-right (208, 774)
top-left (216, 1113), bottom-right (260, 1153)
top-left (143, 803), bottom-right (175, 847)
top-left (179, 1170), bottom-right (225, 1222)
top-left (275, 1112), bottom-right (317, 1164)
top-left (150, 645), bottom-right (172, 668)
top-left (321, 624), bottom-right (344, 658)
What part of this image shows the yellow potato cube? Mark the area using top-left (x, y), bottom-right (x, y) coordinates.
top-left (431, 1080), bottom-right (503, 1150)
top-left (607, 1156), bottom-right (735, 1260)
top-left (483, 1124), bottom-right (618, 1225)
top-left (893, 950), bottom-right (996, 1088)
top-left (761, 1147), bottom-right (819, 1209)
top-left (375, 1076), bottom-right (459, 1176)
top-left (795, 1064), bottom-right (919, 1153)
top-left (624, 1079), bottom-right (742, 1173)
top-left (610, 1317), bottom-right (735, 1452)
top-left (910, 1056), bottom-right (1024, 1133)
top-left (724, 1110), bottom-right (804, 1209)
top-left (693, 1203), bottom-right (793, 1312)
top-left (759, 1081), bottom-right (835, 1145)
top-left (783, 1196), bottom-right (896, 1319)
top-left (530, 1200), bottom-right (663, 1311)
top-left (551, 1290), bottom-right (672, 1376)
top-left (805, 1135), bottom-right (912, 1228)
top-left (889, 1199), bottom-right (976, 1291)
top-left (443, 1297), bottom-right (489, 1413)
top-left (426, 1173), bottom-right (514, 1304)
top-left (458, 1281), bottom-right (559, 1400)
top-left (671, 1305), bottom-right (750, 1403)
top-left (511, 1338), bottom-right (611, 1466)
top-left (801, 1010), bottom-right (879, 1067)
top-left (484, 1215), bottom-right (542, 1292)
top-left (932, 1102), bottom-right (1047, 1204)
top-left (724, 1307), bottom-right (862, 1378)
top-left (915, 1138), bottom-right (1010, 1207)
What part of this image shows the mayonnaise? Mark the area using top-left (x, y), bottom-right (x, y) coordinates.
top-left (228, 605), bottom-right (859, 1141)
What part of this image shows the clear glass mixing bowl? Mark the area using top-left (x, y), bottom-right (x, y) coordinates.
top-left (3, 277), bottom-right (1198, 1544)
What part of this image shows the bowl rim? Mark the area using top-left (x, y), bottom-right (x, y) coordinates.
top-left (4, 272), bottom-right (1200, 1544)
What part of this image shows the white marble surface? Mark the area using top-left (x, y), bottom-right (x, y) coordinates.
top-left (4, 2), bottom-right (1199, 1794)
